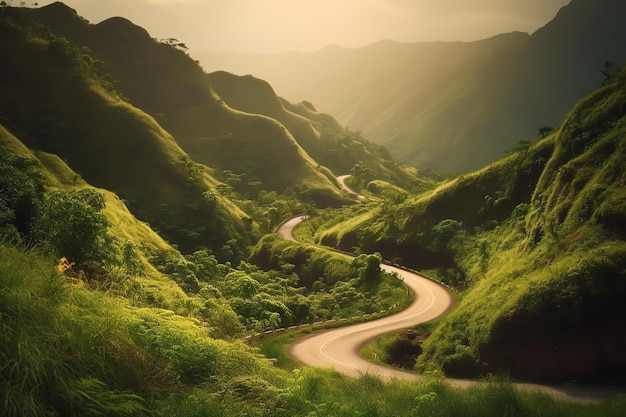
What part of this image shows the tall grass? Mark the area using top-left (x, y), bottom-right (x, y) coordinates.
top-left (0, 245), bottom-right (149, 416)
top-left (3, 243), bottom-right (625, 416)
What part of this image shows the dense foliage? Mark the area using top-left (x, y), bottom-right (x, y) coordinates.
top-left (1, 3), bottom-right (625, 416)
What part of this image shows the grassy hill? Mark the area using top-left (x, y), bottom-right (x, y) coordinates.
top-left (0, 6), bottom-right (251, 257)
top-left (3, 121), bottom-right (624, 416)
top-left (315, 65), bottom-right (626, 383)
top-left (25, 2), bottom-right (349, 207)
top-left (2, 4), bottom-right (626, 416)
top-left (201, 0), bottom-right (626, 174)
top-left (207, 71), bottom-right (411, 181)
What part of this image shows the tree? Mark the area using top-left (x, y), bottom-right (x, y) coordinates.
top-left (538, 126), bottom-right (553, 139)
top-left (0, 147), bottom-right (44, 241)
top-left (601, 60), bottom-right (616, 81)
top-left (431, 219), bottom-right (463, 250)
top-left (160, 37), bottom-right (189, 53)
top-left (34, 189), bottom-right (115, 268)
top-left (350, 163), bottom-right (374, 188)
top-left (352, 253), bottom-right (382, 282)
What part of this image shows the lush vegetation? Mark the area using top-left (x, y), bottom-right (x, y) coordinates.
top-left (320, 65), bottom-right (626, 383)
top-left (0, 7), bottom-right (252, 258)
top-left (1, 234), bottom-right (624, 415)
top-left (4, 119), bottom-right (622, 415)
top-left (250, 235), bottom-right (407, 319)
top-left (1, 2), bottom-right (626, 416)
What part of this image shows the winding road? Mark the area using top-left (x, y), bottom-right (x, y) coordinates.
top-left (287, 218), bottom-right (454, 380)
top-left (276, 177), bottom-right (616, 402)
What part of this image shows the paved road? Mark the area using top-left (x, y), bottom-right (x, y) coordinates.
top-left (336, 174), bottom-right (368, 200)
top-left (289, 260), bottom-right (454, 381)
top-left (279, 214), bottom-right (454, 380)
top-left (277, 214), bottom-right (616, 402)
top-left (276, 215), bottom-right (305, 242)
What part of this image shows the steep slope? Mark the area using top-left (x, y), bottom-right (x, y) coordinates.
top-left (207, 71), bottom-right (426, 188)
top-left (201, 0), bottom-right (626, 174)
top-left (319, 66), bottom-right (626, 382)
top-left (26, 2), bottom-right (347, 207)
top-left (434, 66), bottom-right (626, 382)
top-left (0, 7), bottom-right (251, 257)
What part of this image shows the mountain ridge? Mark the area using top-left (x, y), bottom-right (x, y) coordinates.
top-left (200, 0), bottom-right (626, 174)
top-left (24, 2), bottom-right (350, 207)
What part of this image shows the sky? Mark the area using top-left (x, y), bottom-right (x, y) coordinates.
top-left (36, 0), bottom-right (572, 54)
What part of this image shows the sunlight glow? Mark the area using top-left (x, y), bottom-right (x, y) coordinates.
top-left (37, 0), bottom-right (570, 53)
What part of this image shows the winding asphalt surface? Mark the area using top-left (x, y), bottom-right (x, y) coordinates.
top-left (277, 178), bottom-right (619, 402)
top-left (336, 174), bottom-right (368, 201)
top-left (280, 215), bottom-right (457, 381)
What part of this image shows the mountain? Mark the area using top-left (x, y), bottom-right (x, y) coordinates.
top-left (25, 2), bottom-right (351, 207)
top-left (4, 3), bottom-right (626, 415)
top-left (200, 0), bottom-right (626, 174)
top-left (206, 71), bottom-right (428, 189)
top-left (0, 5), bottom-right (252, 257)
top-left (317, 64), bottom-right (626, 382)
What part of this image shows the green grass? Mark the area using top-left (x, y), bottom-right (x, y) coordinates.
top-left (2, 242), bottom-right (624, 416)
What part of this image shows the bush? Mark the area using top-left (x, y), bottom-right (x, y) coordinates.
top-left (0, 145), bottom-right (44, 242)
top-left (34, 189), bottom-right (116, 269)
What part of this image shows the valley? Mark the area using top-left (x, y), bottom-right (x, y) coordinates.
top-left (201, 0), bottom-right (626, 174)
top-left (1, 1), bottom-right (625, 416)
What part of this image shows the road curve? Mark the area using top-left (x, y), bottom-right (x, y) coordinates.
top-left (290, 260), bottom-right (454, 381)
top-left (336, 174), bottom-right (368, 200)
top-left (277, 215), bottom-right (614, 402)
top-left (280, 215), bottom-right (454, 380)
top-left (276, 215), bottom-right (305, 242)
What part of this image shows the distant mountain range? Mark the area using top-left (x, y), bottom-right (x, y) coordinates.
top-left (200, 0), bottom-right (626, 174)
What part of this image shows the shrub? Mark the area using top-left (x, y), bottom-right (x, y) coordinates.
top-left (34, 189), bottom-right (116, 269)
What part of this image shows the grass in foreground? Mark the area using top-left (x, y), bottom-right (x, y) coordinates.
top-left (2, 244), bottom-right (625, 416)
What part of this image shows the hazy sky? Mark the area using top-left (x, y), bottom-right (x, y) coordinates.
top-left (37, 0), bottom-right (571, 53)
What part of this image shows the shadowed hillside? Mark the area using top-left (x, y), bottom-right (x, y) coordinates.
top-left (0, 7), bottom-right (251, 257)
top-left (201, 0), bottom-right (626, 174)
top-left (26, 2), bottom-right (348, 207)
top-left (207, 71), bottom-right (428, 189)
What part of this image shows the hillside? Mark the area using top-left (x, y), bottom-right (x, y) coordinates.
top-left (201, 0), bottom-right (626, 174)
top-left (207, 71), bottom-right (429, 190)
top-left (314, 65), bottom-right (626, 382)
top-left (2, 2), bottom-right (626, 415)
top-left (24, 2), bottom-right (352, 207)
top-left (0, 8), bottom-right (254, 257)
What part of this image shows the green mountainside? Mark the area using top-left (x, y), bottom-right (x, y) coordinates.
top-left (316, 65), bottom-right (626, 382)
top-left (2, 2), bottom-right (626, 416)
top-left (207, 70), bottom-right (428, 190)
top-left (23, 2), bottom-right (358, 207)
top-left (201, 0), bottom-right (626, 174)
top-left (0, 9), bottom-right (253, 257)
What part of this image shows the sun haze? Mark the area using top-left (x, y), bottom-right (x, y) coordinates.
top-left (37, 0), bottom-right (570, 53)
